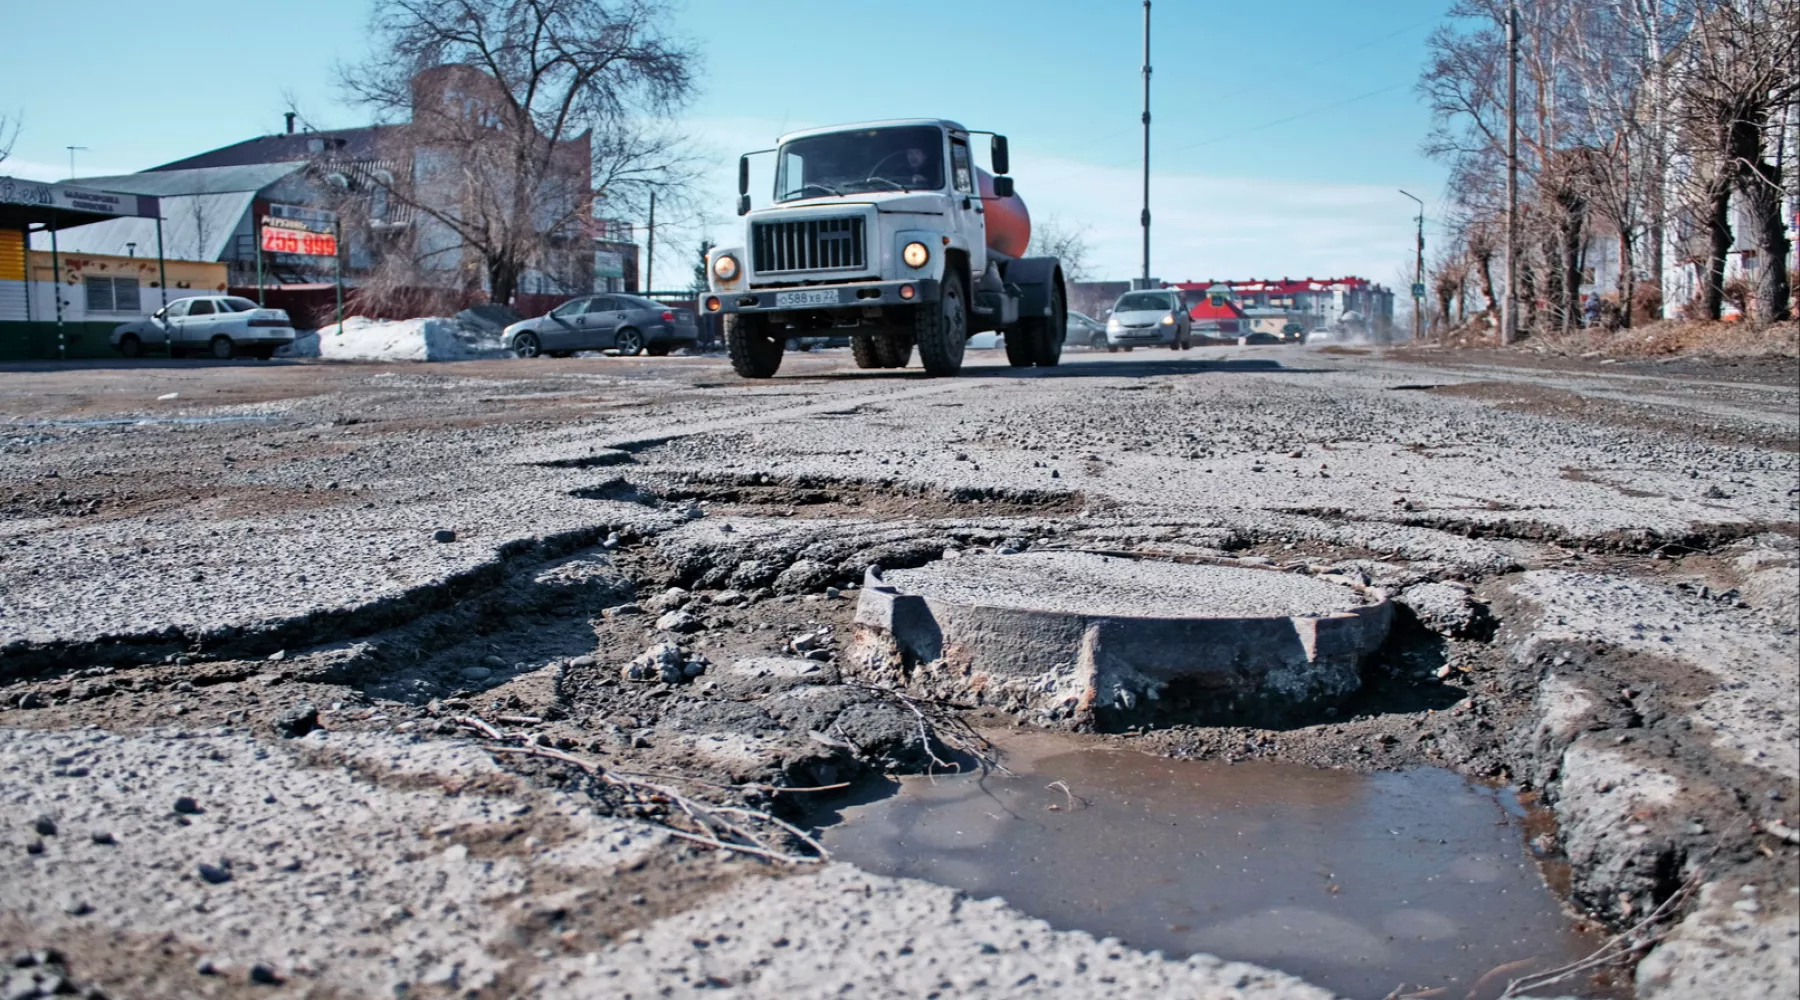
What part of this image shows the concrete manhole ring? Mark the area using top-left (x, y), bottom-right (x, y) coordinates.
top-left (846, 551), bottom-right (1392, 729)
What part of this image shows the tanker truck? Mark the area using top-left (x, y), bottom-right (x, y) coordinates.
top-left (702, 119), bottom-right (1066, 378)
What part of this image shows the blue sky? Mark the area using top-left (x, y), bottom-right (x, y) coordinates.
top-left (0, 0), bottom-right (1453, 287)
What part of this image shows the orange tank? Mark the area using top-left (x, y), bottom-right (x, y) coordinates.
top-left (977, 169), bottom-right (1031, 258)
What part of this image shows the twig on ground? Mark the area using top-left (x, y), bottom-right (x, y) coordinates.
top-left (1496, 848), bottom-right (1711, 997)
top-left (1046, 780), bottom-right (1085, 811)
top-left (846, 681), bottom-right (1012, 777)
top-left (486, 742), bottom-right (828, 866)
top-left (452, 715), bottom-right (504, 740)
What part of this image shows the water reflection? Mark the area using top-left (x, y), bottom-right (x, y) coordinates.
top-left (816, 732), bottom-right (1619, 999)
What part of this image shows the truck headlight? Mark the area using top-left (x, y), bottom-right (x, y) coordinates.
top-left (902, 242), bottom-right (930, 269)
top-left (712, 254), bottom-right (740, 281)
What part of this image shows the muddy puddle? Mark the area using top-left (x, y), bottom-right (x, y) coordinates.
top-left (816, 732), bottom-right (1623, 999)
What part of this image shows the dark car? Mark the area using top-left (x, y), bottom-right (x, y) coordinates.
top-left (505, 294), bottom-right (699, 357)
top-left (1066, 310), bottom-right (1107, 348)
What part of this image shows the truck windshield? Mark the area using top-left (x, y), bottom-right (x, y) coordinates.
top-left (775, 125), bottom-right (945, 202)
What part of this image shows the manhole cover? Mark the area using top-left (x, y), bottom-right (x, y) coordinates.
top-left (847, 551), bottom-right (1391, 730)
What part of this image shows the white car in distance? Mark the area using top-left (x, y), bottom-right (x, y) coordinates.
top-left (112, 296), bottom-right (298, 360)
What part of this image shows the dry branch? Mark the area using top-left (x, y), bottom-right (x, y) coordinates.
top-left (457, 714), bottom-right (830, 865)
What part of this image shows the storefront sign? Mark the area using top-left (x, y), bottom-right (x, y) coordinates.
top-left (260, 221), bottom-right (338, 257)
top-left (0, 175), bottom-right (153, 218)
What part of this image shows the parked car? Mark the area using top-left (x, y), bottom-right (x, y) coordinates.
top-left (1105, 290), bottom-right (1191, 350)
top-left (506, 294), bottom-right (699, 357)
top-left (1066, 310), bottom-right (1107, 348)
top-left (112, 296), bottom-right (297, 360)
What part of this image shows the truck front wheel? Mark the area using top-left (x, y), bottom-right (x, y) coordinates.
top-left (877, 332), bottom-right (914, 369)
top-left (914, 273), bottom-right (968, 377)
top-left (726, 313), bottom-right (784, 378)
top-left (851, 333), bottom-right (883, 369)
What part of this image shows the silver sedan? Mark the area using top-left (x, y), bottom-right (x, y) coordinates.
top-left (1105, 290), bottom-right (1192, 350)
top-left (506, 294), bottom-right (699, 358)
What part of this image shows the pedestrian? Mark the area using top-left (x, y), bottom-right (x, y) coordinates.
top-left (1584, 293), bottom-right (1602, 328)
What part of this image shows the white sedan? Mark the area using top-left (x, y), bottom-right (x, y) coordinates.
top-left (113, 296), bottom-right (297, 360)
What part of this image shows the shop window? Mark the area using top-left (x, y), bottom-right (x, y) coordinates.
top-left (85, 277), bottom-right (142, 313)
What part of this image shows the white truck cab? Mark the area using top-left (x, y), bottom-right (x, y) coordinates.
top-left (705, 119), bottom-right (1065, 378)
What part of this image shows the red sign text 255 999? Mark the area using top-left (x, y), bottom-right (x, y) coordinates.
top-left (260, 227), bottom-right (338, 257)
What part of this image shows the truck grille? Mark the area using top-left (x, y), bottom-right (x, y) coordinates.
top-left (752, 217), bottom-right (866, 274)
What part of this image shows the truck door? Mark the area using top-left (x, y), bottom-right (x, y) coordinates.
top-left (948, 136), bottom-right (986, 280)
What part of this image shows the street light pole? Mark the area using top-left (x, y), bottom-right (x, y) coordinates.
top-left (1140, 0), bottom-right (1152, 286)
top-left (65, 146), bottom-right (87, 181)
top-left (645, 190), bottom-right (657, 293)
top-left (1400, 189), bottom-right (1424, 341)
top-left (1503, 0), bottom-right (1520, 345)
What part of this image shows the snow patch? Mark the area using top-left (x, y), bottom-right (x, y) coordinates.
top-left (278, 316), bottom-right (508, 362)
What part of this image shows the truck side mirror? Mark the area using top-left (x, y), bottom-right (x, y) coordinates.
top-left (737, 194), bottom-right (751, 216)
top-left (738, 156), bottom-right (750, 196)
top-left (992, 175), bottom-right (1014, 198)
top-left (990, 135), bottom-right (1010, 175)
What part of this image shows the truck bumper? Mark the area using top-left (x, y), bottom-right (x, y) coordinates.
top-left (710, 279), bottom-right (940, 315)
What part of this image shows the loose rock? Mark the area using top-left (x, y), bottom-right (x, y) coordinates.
top-left (271, 703), bottom-right (319, 739)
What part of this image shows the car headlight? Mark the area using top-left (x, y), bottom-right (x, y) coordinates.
top-left (902, 242), bottom-right (930, 269)
top-left (712, 254), bottom-right (740, 281)
top-left (1161, 315), bottom-right (1175, 325)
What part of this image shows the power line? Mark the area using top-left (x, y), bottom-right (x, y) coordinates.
top-left (1034, 79), bottom-right (1411, 184)
top-left (1032, 17), bottom-right (1437, 181)
top-left (1167, 81), bottom-right (1411, 153)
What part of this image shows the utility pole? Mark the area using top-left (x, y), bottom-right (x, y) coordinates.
top-left (65, 146), bottom-right (87, 181)
top-left (1400, 189), bottom-right (1425, 341)
top-left (644, 191), bottom-right (657, 294)
top-left (1503, 0), bottom-right (1520, 345)
top-left (1139, 0), bottom-right (1152, 286)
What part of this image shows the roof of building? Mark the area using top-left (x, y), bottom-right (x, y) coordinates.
top-left (30, 191), bottom-right (255, 262)
top-left (1174, 277), bottom-right (1382, 294)
top-left (149, 127), bottom-right (396, 172)
top-left (72, 162), bottom-right (306, 197)
top-left (1189, 296), bottom-right (1249, 321)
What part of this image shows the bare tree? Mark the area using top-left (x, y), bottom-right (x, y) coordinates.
top-left (339, 0), bottom-right (697, 308)
top-left (1026, 216), bottom-right (1094, 284)
top-left (690, 239), bottom-right (714, 295)
top-left (0, 111), bottom-right (18, 165)
top-left (1421, 0), bottom-right (1597, 336)
top-left (1430, 241), bottom-right (1473, 332)
top-left (1672, 0), bottom-right (1800, 323)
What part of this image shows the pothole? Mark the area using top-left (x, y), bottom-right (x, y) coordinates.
top-left (576, 472), bottom-right (1090, 519)
top-left (846, 551), bottom-right (1391, 730)
top-left (812, 730), bottom-right (1625, 1000)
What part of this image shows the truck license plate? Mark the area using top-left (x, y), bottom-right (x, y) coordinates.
top-left (775, 289), bottom-right (838, 308)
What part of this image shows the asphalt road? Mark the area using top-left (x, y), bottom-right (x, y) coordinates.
top-left (1, 343), bottom-right (1795, 999)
